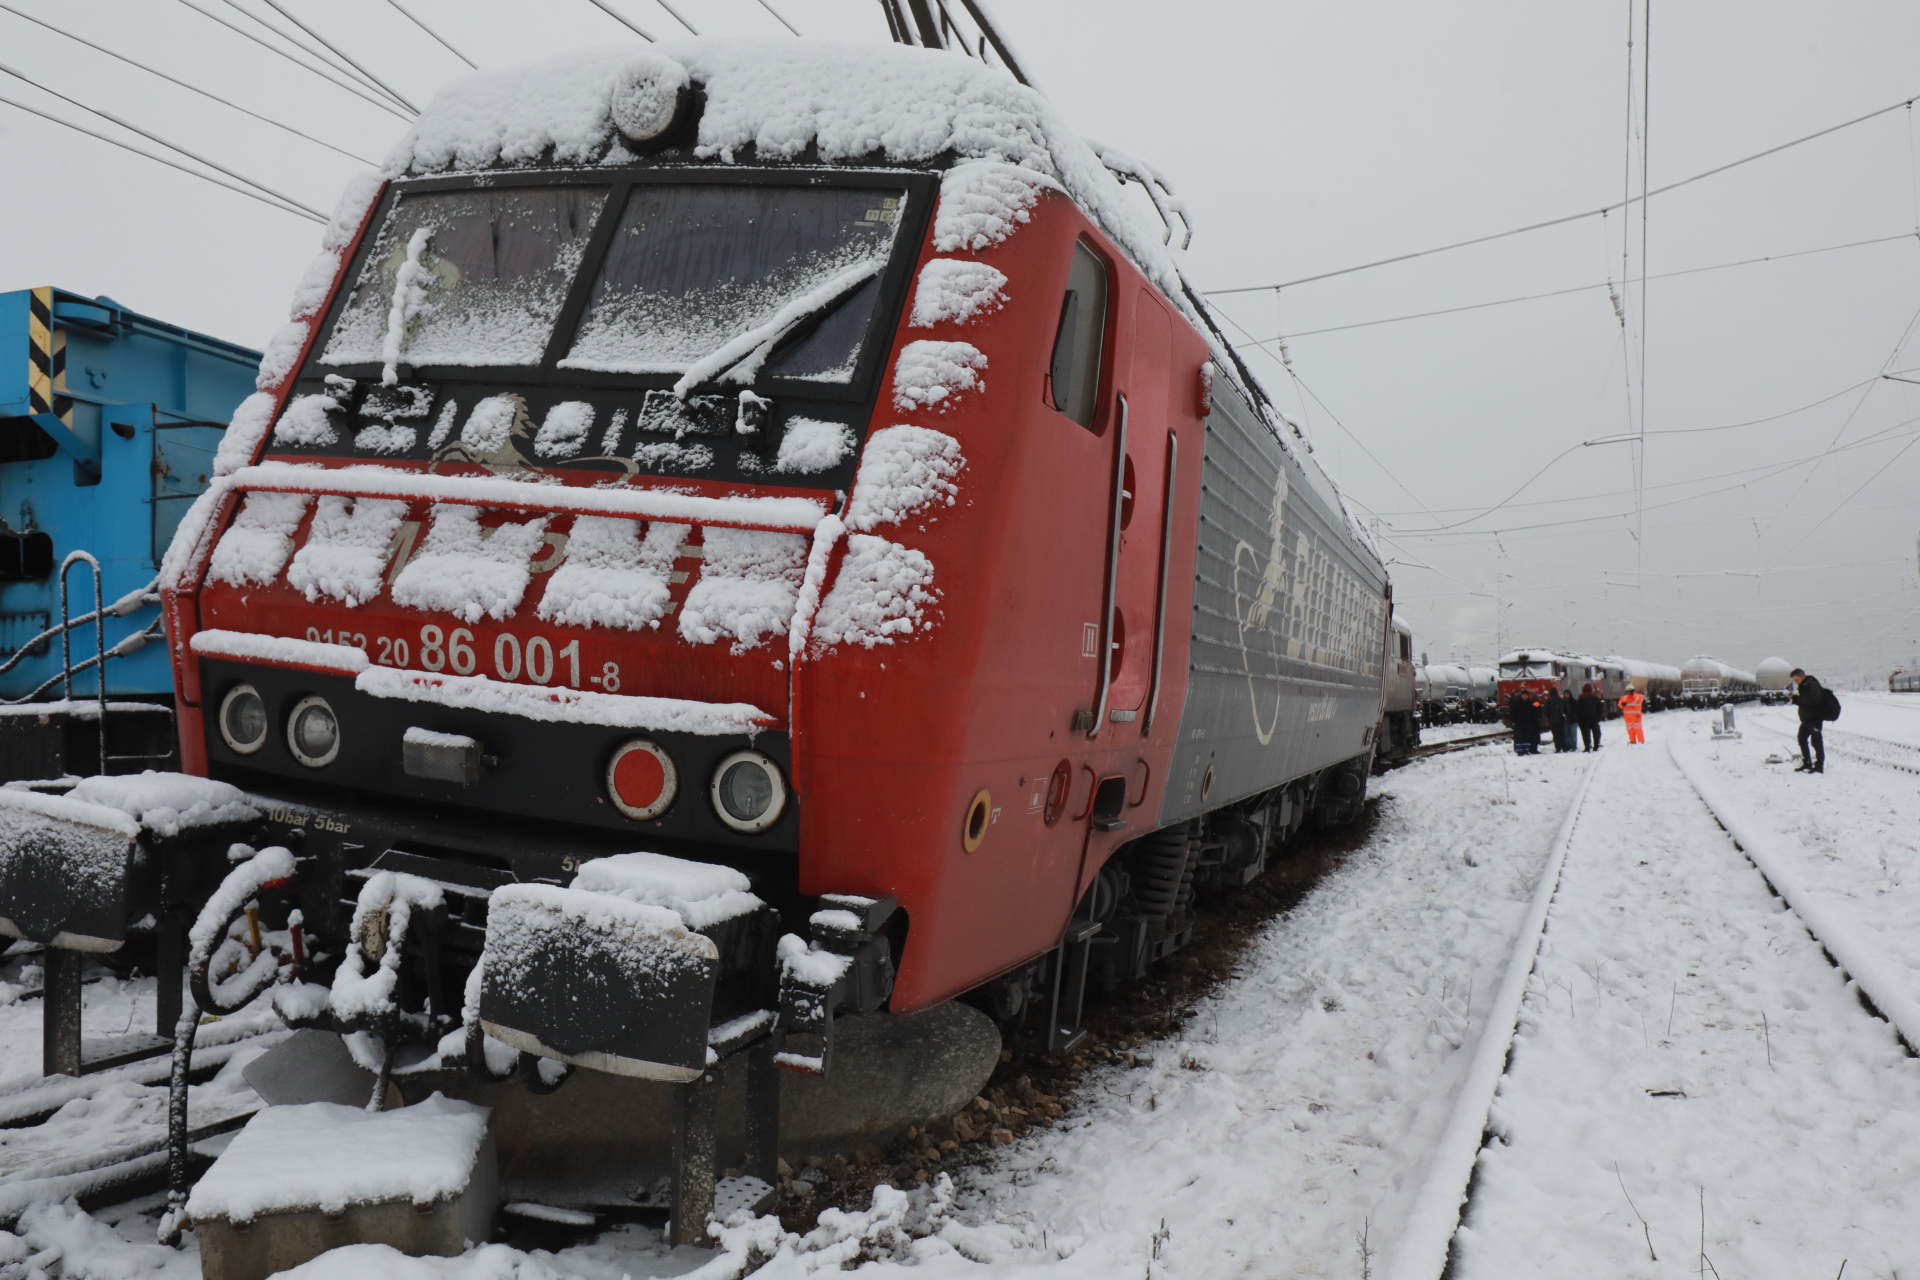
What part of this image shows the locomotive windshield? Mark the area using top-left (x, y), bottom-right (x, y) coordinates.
top-left (1501, 660), bottom-right (1553, 678)
top-left (562, 184), bottom-right (905, 383)
top-left (322, 186), bottom-right (609, 369)
top-left (319, 181), bottom-right (907, 383)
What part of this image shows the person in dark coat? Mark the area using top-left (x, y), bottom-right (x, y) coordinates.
top-left (1543, 688), bottom-right (1571, 752)
top-left (1510, 693), bottom-right (1542, 755)
top-left (1575, 683), bottom-right (1604, 751)
top-left (1790, 668), bottom-right (1829, 773)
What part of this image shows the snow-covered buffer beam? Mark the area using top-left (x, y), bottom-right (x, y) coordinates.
top-left (355, 666), bottom-right (774, 736)
top-left (223, 463), bottom-right (829, 533)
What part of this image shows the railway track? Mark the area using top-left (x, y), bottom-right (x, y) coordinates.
top-left (1379, 728), bottom-right (1513, 771)
top-left (1747, 714), bottom-right (1920, 775)
top-left (1382, 734), bottom-right (1920, 1279)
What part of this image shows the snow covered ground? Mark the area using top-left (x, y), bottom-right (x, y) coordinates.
top-left (1, 713), bottom-right (1914, 1278)
top-left (1456, 715), bottom-right (1920, 1279)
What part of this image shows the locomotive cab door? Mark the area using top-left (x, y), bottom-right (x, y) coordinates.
top-left (1097, 293), bottom-right (1178, 729)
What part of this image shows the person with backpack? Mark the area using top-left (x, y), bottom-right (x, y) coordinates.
top-left (1575, 682), bottom-right (1604, 751)
top-left (1790, 668), bottom-right (1838, 773)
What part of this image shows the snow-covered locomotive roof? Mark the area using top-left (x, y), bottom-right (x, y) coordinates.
top-left (385, 41), bottom-right (1187, 315)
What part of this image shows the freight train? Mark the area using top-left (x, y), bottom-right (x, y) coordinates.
top-left (0, 42), bottom-right (1400, 1227)
top-left (1679, 655), bottom-right (1760, 707)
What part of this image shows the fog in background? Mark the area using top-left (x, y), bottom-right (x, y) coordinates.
top-left (1, 0), bottom-right (1915, 685)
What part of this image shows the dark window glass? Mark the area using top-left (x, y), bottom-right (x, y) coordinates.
top-left (1048, 240), bottom-right (1108, 428)
top-left (562, 185), bottom-right (907, 384)
top-left (322, 187), bottom-right (608, 369)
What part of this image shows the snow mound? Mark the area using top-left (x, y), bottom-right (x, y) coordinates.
top-left (812, 534), bottom-right (938, 651)
top-left (892, 340), bottom-right (985, 413)
top-left (186, 1094), bottom-right (488, 1222)
top-left (933, 162), bottom-right (1054, 253)
top-left (573, 851), bottom-right (761, 932)
top-left (679, 526), bottom-right (808, 652)
top-left (391, 505), bottom-right (550, 623)
top-left (207, 491), bottom-right (311, 589)
top-left (774, 418), bottom-right (857, 474)
top-left (272, 393), bottom-right (340, 448)
top-left (910, 258), bottom-right (1010, 327)
top-left (535, 517), bottom-right (681, 631)
top-left (844, 425), bottom-right (964, 532)
top-left (67, 772), bottom-right (258, 840)
top-left (191, 629), bottom-right (370, 673)
top-left (287, 496), bottom-right (409, 607)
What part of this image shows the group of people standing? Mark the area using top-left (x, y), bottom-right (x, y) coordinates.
top-left (1509, 683), bottom-right (1640, 755)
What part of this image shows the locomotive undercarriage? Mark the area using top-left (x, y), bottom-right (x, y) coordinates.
top-left (966, 754), bottom-right (1371, 1051)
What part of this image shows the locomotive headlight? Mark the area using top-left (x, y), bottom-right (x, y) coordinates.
top-left (218, 684), bottom-right (268, 755)
top-left (710, 750), bottom-right (786, 834)
top-left (287, 695), bottom-right (341, 768)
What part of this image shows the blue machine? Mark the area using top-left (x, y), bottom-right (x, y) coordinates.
top-left (0, 287), bottom-right (259, 700)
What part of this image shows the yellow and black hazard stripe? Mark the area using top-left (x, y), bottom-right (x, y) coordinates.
top-left (26, 287), bottom-right (72, 428)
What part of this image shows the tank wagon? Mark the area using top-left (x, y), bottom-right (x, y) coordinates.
top-left (1608, 656), bottom-right (1681, 711)
top-left (1680, 655), bottom-right (1758, 707)
top-left (1757, 656), bottom-right (1793, 704)
top-left (0, 289), bottom-right (257, 777)
top-left (1375, 615), bottom-right (1419, 766)
top-left (0, 44), bottom-right (1393, 1224)
top-left (1894, 670), bottom-right (1920, 693)
top-left (1464, 665), bottom-right (1498, 721)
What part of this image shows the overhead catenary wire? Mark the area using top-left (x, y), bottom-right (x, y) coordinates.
top-left (0, 2), bottom-right (376, 164)
top-left (1229, 233), bottom-right (1918, 344)
top-left (382, 0), bottom-right (475, 69)
top-left (582, 0), bottom-right (656, 41)
top-left (649, 0), bottom-right (701, 36)
top-left (750, 0), bottom-right (802, 35)
top-left (1203, 86), bottom-right (1920, 297)
top-left (255, 0), bottom-right (419, 113)
top-left (0, 62), bottom-right (328, 219)
top-left (171, 0), bottom-right (411, 119)
top-left (217, 0), bottom-right (412, 112)
top-left (0, 92), bottom-right (322, 222)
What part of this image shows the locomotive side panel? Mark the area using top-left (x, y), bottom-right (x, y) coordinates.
top-left (1160, 380), bottom-right (1385, 825)
top-left (797, 193), bottom-right (1211, 1011)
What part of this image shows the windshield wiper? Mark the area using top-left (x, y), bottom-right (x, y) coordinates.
top-left (670, 258), bottom-right (885, 399)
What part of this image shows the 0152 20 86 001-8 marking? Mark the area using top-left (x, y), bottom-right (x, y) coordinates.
top-left (304, 623), bottom-right (622, 691)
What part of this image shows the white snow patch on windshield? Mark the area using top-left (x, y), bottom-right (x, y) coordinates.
top-left (812, 533), bottom-right (937, 651)
top-left (533, 401), bottom-right (596, 458)
top-left (287, 495), bottom-right (410, 606)
top-left (536, 517), bottom-right (682, 631)
top-left (207, 491), bottom-right (312, 588)
top-left (630, 441), bottom-right (713, 472)
top-left (892, 340), bottom-right (985, 413)
top-left (679, 526), bottom-right (807, 652)
top-left (910, 258), bottom-right (1009, 326)
top-left (391, 505), bottom-right (550, 623)
top-left (774, 418), bottom-right (856, 474)
top-left (844, 425), bottom-right (963, 532)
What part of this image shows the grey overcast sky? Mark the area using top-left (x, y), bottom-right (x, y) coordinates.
top-left (2, 0), bottom-right (1916, 682)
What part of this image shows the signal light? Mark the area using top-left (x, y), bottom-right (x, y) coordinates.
top-left (710, 750), bottom-right (786, 834)
top-left (607, 739), bottom-right (678, 820)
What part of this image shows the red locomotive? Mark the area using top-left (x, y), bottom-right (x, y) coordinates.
top-left (145, 42), bottom-right (1394, 1219)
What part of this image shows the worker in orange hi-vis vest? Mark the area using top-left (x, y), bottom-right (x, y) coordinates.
top-left (1618, 690), bottom-right (1647, 743)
